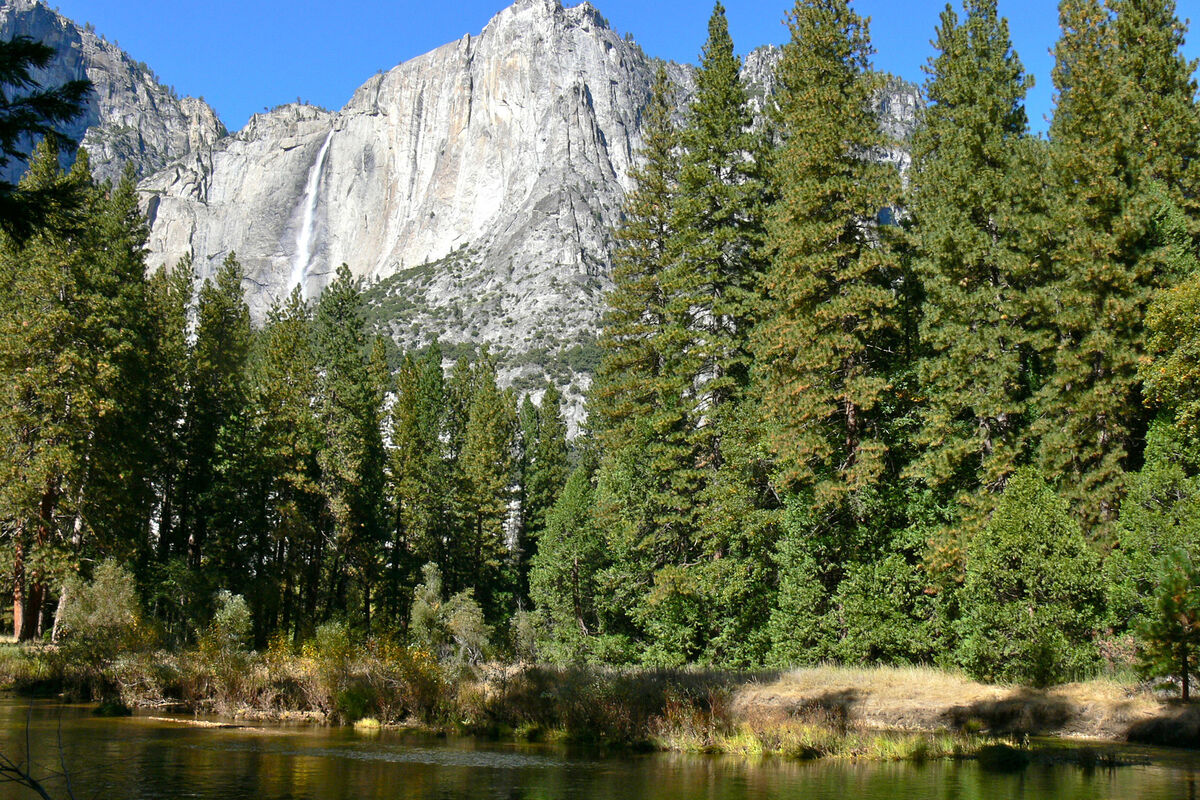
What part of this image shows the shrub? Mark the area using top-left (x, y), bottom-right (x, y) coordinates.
top-left (958, 468), bottom-right (1103, 686)
top-left (54, 560), bottom-right (151, 699)
top-left (409, 563), bottom-right (491, 664)
top-left (196, 591), bottom-right (254, 705)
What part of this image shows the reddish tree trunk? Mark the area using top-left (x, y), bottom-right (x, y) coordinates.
top-left (12, 529), bottom-right (29, 640)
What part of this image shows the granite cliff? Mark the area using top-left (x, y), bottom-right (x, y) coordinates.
top-left (0, 0), bottom-right (225, 185)
top-left (4, 0), bottom-right (920, 419)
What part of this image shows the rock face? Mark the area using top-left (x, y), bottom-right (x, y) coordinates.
top-left (0, 0), bottom-right (225, 185)
top-left (18, 0), bottom-right (915, 423)
top-left (142, 0), bottom-right (661, 360)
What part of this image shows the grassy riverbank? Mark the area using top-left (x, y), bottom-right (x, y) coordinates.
top-left (0, 642), bottom-right (1192, 761)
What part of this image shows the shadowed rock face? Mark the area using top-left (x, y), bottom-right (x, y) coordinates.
top-left (0, 0), bottom-right (225, 185)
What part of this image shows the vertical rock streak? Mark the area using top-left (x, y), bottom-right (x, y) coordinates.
top-left (289, 129), bottom-right (335, 299)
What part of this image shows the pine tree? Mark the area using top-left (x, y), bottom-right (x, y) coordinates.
top-left (0, 143), bottom-right (152, 638)
top-left (1036, 0), bottom-right (1200, 529)
top-left (672, 2), bottom-right (770, 434)
top-left (958, 468), bottom-right (1103, 686)
top-left (906, 0), bottom-right (1047, 517)
top-left (385, 343), bottom-right (447, 626)
top-left (80, 164), bottom-right (157, 559)
top-left (448, 352), bottom-right (517, 623)
top-left (519, 384), bottom-right (569, 583)
top-left (0, 36), bottom-right (91, 241)
top-left (755, 0), bottom-right (903, 508)
top-left (592, 65), bottom-right (690, 517)
top-left (529, 453), bottom-right (609, 662)
top-left (147, 255), bottom-right (194, 565)
top-left (591, 64), bottom-right (697, 655)
top-left (313, 264), bottom-right (386, 631)
top-left (248, 289), bottom-right (324, 641)
top-left (1138, 549), bottom-right (1200, 701)
top-left (175, 252), bottom-right (252, 581)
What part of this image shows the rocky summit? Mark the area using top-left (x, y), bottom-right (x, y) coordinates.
top-left (0, 0), bottom-right (224, 185)
top-left (6, 0), bottom-right (919, 420)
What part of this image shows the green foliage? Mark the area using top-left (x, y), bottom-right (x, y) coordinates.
top-left (202, 590), bottom-right (252, 654)
top-left (958, 469), bottom-right (1103, 686)
top-left (1137, 549), bottom-right (1200, 700)
top-left (314, 264), bottom-right (387, 631)
top-left (447, 352), bottom-right (517, 622)
top-left (0, 36), bottom-right (92, 241)
top-left (529, 457), bottom-right (612, 663)
top-left (0, 142), bottom-right (153, 640)
top-left (1141, 212), bottom-right (1200, 434)
top-left (1034, 0), bottom-right (1200, 531)
top-left (409, 563), bottom-right (491, 665)
top-left (1106, 422), bottom-right (1200, 633)
top-left (56, 560), bottom-right (146, 653)
top-left (906, 0), bottom-right (1047, 522)
top-left (756, 0), bottom-right (903, 505)
top-left (54, 560), bottom-right (149, 699)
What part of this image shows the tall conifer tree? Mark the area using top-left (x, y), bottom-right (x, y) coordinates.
top-left (1037, 0), bottom-right (1200, 528)
top-left (314, 264), bottom-right (386, 630)
top-left (906, 0), bottom-right (1046, 523)
top-left (755, 0), bottom-right (903, 508)
top-left (250, 289), bottom-right (323, 641)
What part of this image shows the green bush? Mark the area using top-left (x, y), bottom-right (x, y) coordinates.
top-left (958, 469), bottom-right (1103, 686)
top-left (409, 563), bottom-right (491, 664)
top-left (54, 560), bottom-right (151, 699)
top-left (196, 591), bottom-right (254, 704)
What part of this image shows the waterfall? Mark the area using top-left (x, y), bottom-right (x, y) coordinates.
top-left (288, 129), bottom-right (335, 299)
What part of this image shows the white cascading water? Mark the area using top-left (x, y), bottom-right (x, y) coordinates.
top-left (288, 129), bottom-right (335, 299)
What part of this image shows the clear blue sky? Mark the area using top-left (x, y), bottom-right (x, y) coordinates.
top-left (51, 0), bottom-right (1199, 133)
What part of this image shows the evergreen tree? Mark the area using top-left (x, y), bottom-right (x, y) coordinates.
top-left (958, 468), bottom-right (1103, 686)
top-left (517, 383), bottom-right (569, 599)
top-left (529, 453), bottom-right (610, 662)
top-left (755, 0), bottom-right (904, 509)
top-left (384, 344), bottom-right (447, 627)
top-left (0, 143), bottom-right (152, 638)
top-left (0, 36), bottom-right (91, 241)
top-left (147, 256), bottom-right (194, 563)
top-left (448, 352), bottom-right (517, 623)
top-left (592, 65), bottom-right (694, 549)
top-left (81, 164), bottom-right (157, 559)
top-left (1138, 549), bottom-right (1200, 701)
top-left (672, 2), bottom-right (770, 434)
top-left (1106, 422), bottom-right (1200, 634)
top-left (313, 264), bottom-right (386, 632)
top-left (591, 64), bottom-right (695, 658)
top-left (594, 3), bottom-right (772, 666)
top-left (907, 0), bottom-right (1047, 520)
top-left (1036, 0), bottom-right (1200, 529)
top-left (248, 289), bottom-right (324, 642)
top-left (173, 252), bottom-right (252, 580)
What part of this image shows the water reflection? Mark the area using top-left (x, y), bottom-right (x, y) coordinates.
top-left (0, 698), bottom-right (1195, 800)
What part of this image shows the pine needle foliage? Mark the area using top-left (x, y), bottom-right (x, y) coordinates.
top-left (755, 0), bottom-right (903, 509)
top-left (905, 0), bottom-right (1048, 525)
top-left (1036, 0), bottom-right (1200, 530)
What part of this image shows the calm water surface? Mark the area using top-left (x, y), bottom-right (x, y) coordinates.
top-left (0, 698), bottom-right (1197, 800)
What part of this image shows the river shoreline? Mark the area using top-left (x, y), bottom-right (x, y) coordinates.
top-left (1, 644), bottom-right (1195, 764)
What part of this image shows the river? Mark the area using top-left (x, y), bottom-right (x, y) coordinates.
top-left (0, 698), bottom-right (1196, 799)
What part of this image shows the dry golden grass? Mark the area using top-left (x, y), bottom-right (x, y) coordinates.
top-left (730, 665), bottom-right (1166, 741)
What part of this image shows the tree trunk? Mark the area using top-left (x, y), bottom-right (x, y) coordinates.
top-left (1183, 644), bottom-right (1190, 703)
top-left (51, 583), bottom-right (68, 642)
top-left (12, 528), bottom-right (29, 640)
